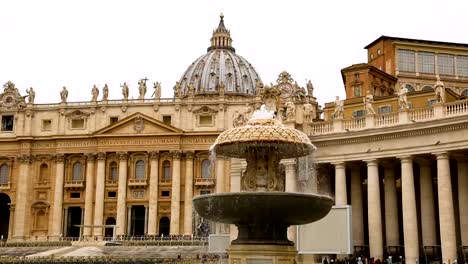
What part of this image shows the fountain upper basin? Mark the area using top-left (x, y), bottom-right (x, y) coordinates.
top-left (193, 192), bottom-right (333, 226)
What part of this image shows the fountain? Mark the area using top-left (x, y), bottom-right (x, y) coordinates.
top-left (193, 98), bottom-right (333, 263)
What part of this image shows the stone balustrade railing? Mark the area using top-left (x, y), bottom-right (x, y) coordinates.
top-left (309, 99), bottom-right (468, 136)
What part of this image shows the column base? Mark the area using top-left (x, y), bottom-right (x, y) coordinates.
top-left (228, 244), bottom-right (297, 264)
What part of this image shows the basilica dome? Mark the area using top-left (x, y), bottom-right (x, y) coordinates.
top-left (178, 15), bottom-right (262, 97)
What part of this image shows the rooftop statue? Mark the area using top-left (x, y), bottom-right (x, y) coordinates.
top-left (398, 86), bottom-right (409, 110)
top-left (121, 82), bottom-right (129, 100)
top-left (332, 96), bottom-right (344, 119)
top-left (91, 85), bottom-right (99, 102)
top-left (27, 87), bottom-right (35, 104)
top-left (307, 80), bottom-right (314, 97)
top-left (60, 86), bottom-right (68, 103)
top-left (152, 82), bottom-right (161, 99)
top-left (365, 92), bottom-right (376, 115)
top-left (435, 76), bottom-right (446, 103)
top-left (102, 84), bottom-right (109, 101)
top-left (138, 78), bottom-right (147, 99)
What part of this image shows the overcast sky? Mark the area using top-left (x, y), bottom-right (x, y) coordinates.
top-left (1, 0), bottom-right (466, 105)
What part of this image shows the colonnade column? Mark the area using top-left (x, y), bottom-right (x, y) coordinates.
top-left (83, 153), bottom-right (95, 237)
top-left (457, 157), bottom-right (468, 247)
top-left (170, 151), bottom-right (181, 235)
top-left (383, 162), bottom-right (399, 247)
top-left (147, 151), bottom-right (159, 235)
top-left (350, 165), bottom-right (364, 247)
top-left (435, 152), bottom-right (457, 263)
top-left (417, 159), bottom-right (437, 247)
top-left (284, 159), bottom-right (297, 243)
top-left (365, 159), bottom-right (383, 260)
top-left (399, 156), bottom-right (419, 264)
top-left (216, 157), bottom-right (225, 193)
top-left (13, 155), bottom-right (32, 240)
top-left (184, 151), bottom-right (194, 235)
top-left (50, 154), bottom-right (65, 239)
top-left (93, 152), bottom-right (106, 238)
top-left (334, 162), bottom-right (347, 205)
top-left (116, 152), bottom-right (128, 236)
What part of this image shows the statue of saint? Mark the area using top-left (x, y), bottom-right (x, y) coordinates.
top-left (121, 82), bottom-right (129, 100)
top-left (398, 86), bottom-right (409, 110)
top-left (332, 96), bottom-right (344, 119)
top-left (152, 82), bottom-right (161, 99)
top-left (284, 99), bottom-right (296, 121)
top-left (138, 79), bottom-right (147, 99)
top-left (60, 86), bottom-right (68, 103)
top-left (306, 80), bottom-right (314, 97)
top-left (173, 82), bottom-right (181, 98)
top-left (91, 85), bottom-right (99, 102)
top-left (303, 98), bottom-right (315, 123)
top-left (435, 76), bottom-right (446, 103)
top-left (232, 111), bottom-right (247, 127)
top-left (364, 92), bottom-right (376, 115)
top-left (187, 82), bottom-right (195, 97)
top-left (255, 80), bottom-right (264, 96)
top-left (27, 87), bottom-right (35, 104)
top-left (102, 84), bottom-right (109, 101)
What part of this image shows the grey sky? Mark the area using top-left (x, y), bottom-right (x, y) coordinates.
top-left (0, 0), bottom-right (466, 106)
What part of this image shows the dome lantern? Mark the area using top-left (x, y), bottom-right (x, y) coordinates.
top-left (208, 13), bottom-right (235, 52)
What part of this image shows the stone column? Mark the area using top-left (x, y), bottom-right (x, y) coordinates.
top-left (400, 156), bottom-right (419, 264)
top-left (127, 205), bottom-right (132, 235)
top-left (383, 163), bottom-right (399, 247)
top-left (216, 157), bottom-right (225, 193)
top-left (147, 151), bottom-right (159, 235)
top-left (144, 205), bottom-right (148, 235)
top-left (13, 155), bottom-right (32, 240)
top-left (230, 158), bottom-right (243, 241)
top-left (417, 159), bottom-right (437, 247)
top-left (435, 152), bottom-right (457, 263)
top-left (93, 152), bottom-right (106, 238)
top-left (334, 162), bottom-right (347, 205)
top-left (457, 157), bottom-right (468, 247)
top-left (184, 151), bottom-right (194, 235)
top-left (284, 159), bottom-right (297, 243)
top-left (50, 154), bottom-right (65, 238)
top-left (350, 165), bottom-right (364, 246)
top-left (116, 152), bottom-right (128, 236)
top-left (170, 151), bottom-right (181, 235)
top-left (83, 153), bottom-right (95, 238)
top-left (63, 207), bottom-right (68, 236)
top-left (366, 159), bottom-right (383, 260)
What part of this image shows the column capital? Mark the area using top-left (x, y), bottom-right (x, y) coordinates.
top-left (364, 159), bottom-right (378, 166)
top-left (171, 150), bottom-right (182, 160)
top-left (117, 152), bottom-right (128, 160)
top-left (18, 154), bottom-right (32, 164)
top-left (85, 152), bottom-right (96, 161)
top-left (433, 151), bottom-right (449, 160)
top-left (280, 158), bottom-right (296, 166)
top-left (96, 152), bottom-right (106, 160)
top-left (148, 151), bottom-right (159, 160)
top-left (332, 162), bottom-right (346, 169)
top-left (55, 154), bottom-right (65, 163)
top-left (397, 155), bottom-right (413, 163)
top-left (184, 151), bottom-right (194, 159)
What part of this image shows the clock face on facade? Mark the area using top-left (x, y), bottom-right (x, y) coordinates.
top-left (2, 94), bottom-right (15, 107)
top-left (278, 84), bottom-right (293, 98)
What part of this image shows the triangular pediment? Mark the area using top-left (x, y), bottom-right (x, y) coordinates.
top-left (94, 112), bottom-right (183, 136)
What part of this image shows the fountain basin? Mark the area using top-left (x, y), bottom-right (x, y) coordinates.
top-left (193, 192), bottom-right (333, 245)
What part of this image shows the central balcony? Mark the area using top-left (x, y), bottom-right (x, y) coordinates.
top-left (194, 177), bottom-right (215, 186)
top-left (64, 180), bottom-right (85, 189)
top-left (128, 179), bottom-right (148, 188)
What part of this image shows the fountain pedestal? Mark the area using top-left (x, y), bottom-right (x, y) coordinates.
top-left (228, 244), bottom-right (297, 264)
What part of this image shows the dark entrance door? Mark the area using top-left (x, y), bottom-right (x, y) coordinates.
top-left (0, 193), bottom-right (11, 240)
top-left (105, 217), bottom-right (116, 238)
top-left (67, 207), bottom-right (82, 238)
top-left (159, 217), bottom-right (170, 236)
top-left (131, 206), bottom-right (145, 236)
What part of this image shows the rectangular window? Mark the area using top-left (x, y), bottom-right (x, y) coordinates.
top-left (161, 190), bottom-right (170, 197)
top-left (378, 106), bottom-right (392, 114)
top-left (42, 120), bottom-right (52, 130)
top-left (418, 52), bottom-right (435, 74)
top-left (457, 55), bottom-right (468, 77)
top-left (353, 85), bottom-right (362, 97)
top-left (1, 116), bottom-right (14, 131)
top-left (110, 116), bottom-right (118, 125)
top-left (398, 49), bottom-right (415, 72)
top-left (428, 99), bottom-right (437, 107)
top-left (438, 54), bottom-right (454, 75)
top-left (199, 115), bottom-right (213, 126)
top-left (107, 191), bottom-right (117, 198)
top-left (70, 192), bottom-right (81, 198)
top-left (352, 110), bottom-right (365, 118)
top-left (162, 115), bottom-right (171, 125)
top-left (71, 119), bottom-right (85, 129)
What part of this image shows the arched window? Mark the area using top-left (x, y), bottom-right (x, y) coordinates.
top-left (422, 85), bottom-right (434, 91)
top-left (72, 162), bottom-right (83, 181)
top-left (39, 164), bottom-right (48, 182)
top-left (405, 84), bottom-right (415, 92)
top-left (0, 164), bottom-right (8, 184)
top-left (163, 160), bottom-right (171, 180)
top-left (462, 89), bottom-right (468, 97)
top-left (201, 159), bottom-right (211, 179)
top-left (135, 160), bottom-right (145, 180)
top-left (110, 161), bottom-right (118, 181)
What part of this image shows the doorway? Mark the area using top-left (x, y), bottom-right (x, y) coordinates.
top-left (130, 205), bottom-right (145, 236)
top-left (105, 217), bottom-right (116, 238)
top-left (159, 216), bottom-right (170, 236)
top-left (66, 207), bottom-right (82, 237)
top-left (0, 193), bottom-right (11, 240)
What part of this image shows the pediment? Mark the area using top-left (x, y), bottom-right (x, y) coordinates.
top-left (94, 112), bottom-right (183, 136)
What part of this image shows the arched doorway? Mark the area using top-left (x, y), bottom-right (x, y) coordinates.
top-left (159, 217), bottom-right (170, 236)
top-left (0, 193), bottom-right (11, 240)
top-left (105, 217), bottom-right (116, 238)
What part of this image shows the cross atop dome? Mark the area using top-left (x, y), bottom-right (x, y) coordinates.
top-left (208, 14), bottom-right (235, 52)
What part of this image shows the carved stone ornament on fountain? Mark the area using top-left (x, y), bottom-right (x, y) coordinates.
top-left (0, 81), bottom-right (27, 109)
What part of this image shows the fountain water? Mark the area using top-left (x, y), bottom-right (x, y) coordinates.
top-left (193, 104), bottom-right (333, 263)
